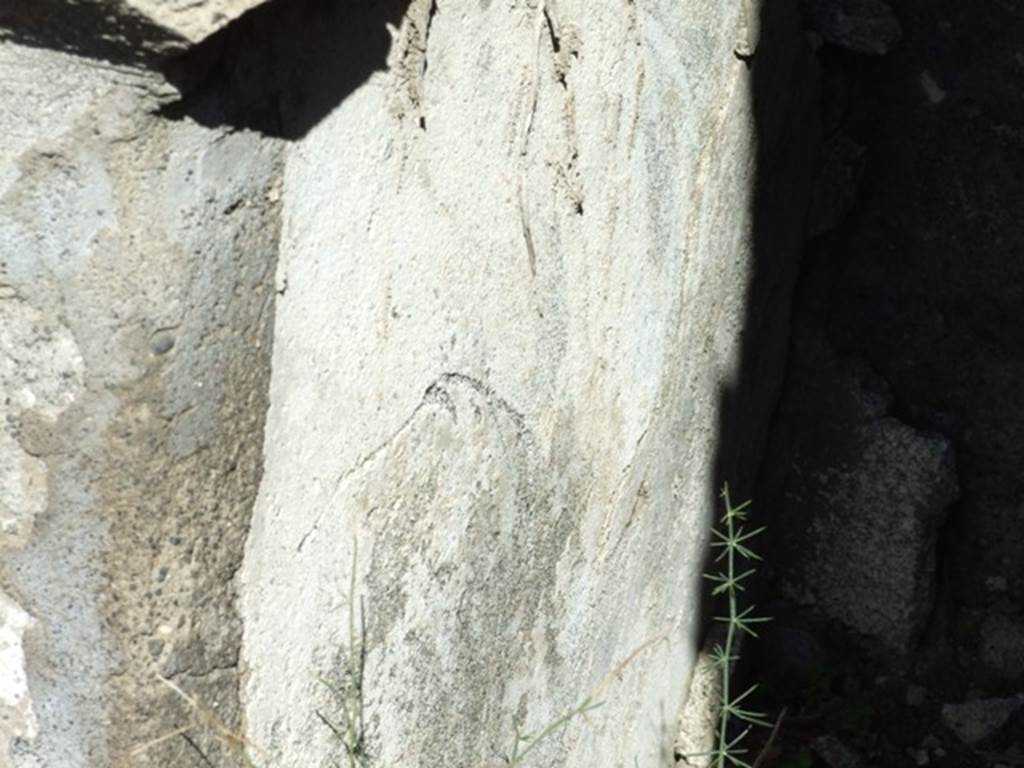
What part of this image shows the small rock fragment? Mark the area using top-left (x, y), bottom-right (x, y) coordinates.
top-left (906, 683), bottom-right (928, 707)
top-left (920, 71), bottom-right (947, 104)
top-left (756, 618), bottom-right (829, 700)
top-left (986, 575), bottom-right (1009, 593)
top-left (675, 641), bottom-right (723, 762)
top-left (150, 333), bottom-right (176, 355)
top-left (772, 337), bottom-right (959, 659)
top-left (803, 0), bottom-right (903, 55)
top-left (941, 695), bottom-right (1024, 745)
top-left (811, 734), bottom-right (863, 768)
top-left (907, 746), bottom-right (929, 766)
top-left (979, 613), bottom-right (1024, 681)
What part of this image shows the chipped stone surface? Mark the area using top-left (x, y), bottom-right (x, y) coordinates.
top-left (0, 593), bottom-right (37, 768)
top-left (0, 300), bottom-right (84, 551)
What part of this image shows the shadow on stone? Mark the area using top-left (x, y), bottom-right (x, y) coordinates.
top-left (0, 0), bottom-right (182, 67)
top-left (685, 0), bottom-right (820, 750)
top-left (711, 3), bottom-right (819, 533)
top-left (159, 0), bottom-right (410, 140)
top-left (1, 0), bottom-right (410, 141)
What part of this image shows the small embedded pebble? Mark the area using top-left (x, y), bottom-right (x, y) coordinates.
top-left (151, 334), bottom-right (175, 355)
top-left (920, 71), bottom-right (947, 104)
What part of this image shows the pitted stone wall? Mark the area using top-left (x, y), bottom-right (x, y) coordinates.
top-left (0, 40), bottom-right (282, 767)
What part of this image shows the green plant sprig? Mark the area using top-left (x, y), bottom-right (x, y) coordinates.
top-left (689, 484), bottom-right (772, 768)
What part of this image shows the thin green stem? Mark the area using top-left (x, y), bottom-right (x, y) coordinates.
top-left (318, 539), bottom-right (368, 768)
top-left (699, 483), bottom-right (770, 768)
top-left (716, 484), bottom-right (738, 768)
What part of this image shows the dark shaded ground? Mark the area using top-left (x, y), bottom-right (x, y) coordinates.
top-left (738, 1), bottom-right (1024, 766)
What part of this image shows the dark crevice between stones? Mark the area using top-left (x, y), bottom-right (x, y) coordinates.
top-left (711, 0), bottom-right (821, 506)
top-left (158, 0), bottom-right (411, 140)
top-left (691, 0), bottom-right (821, 757)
